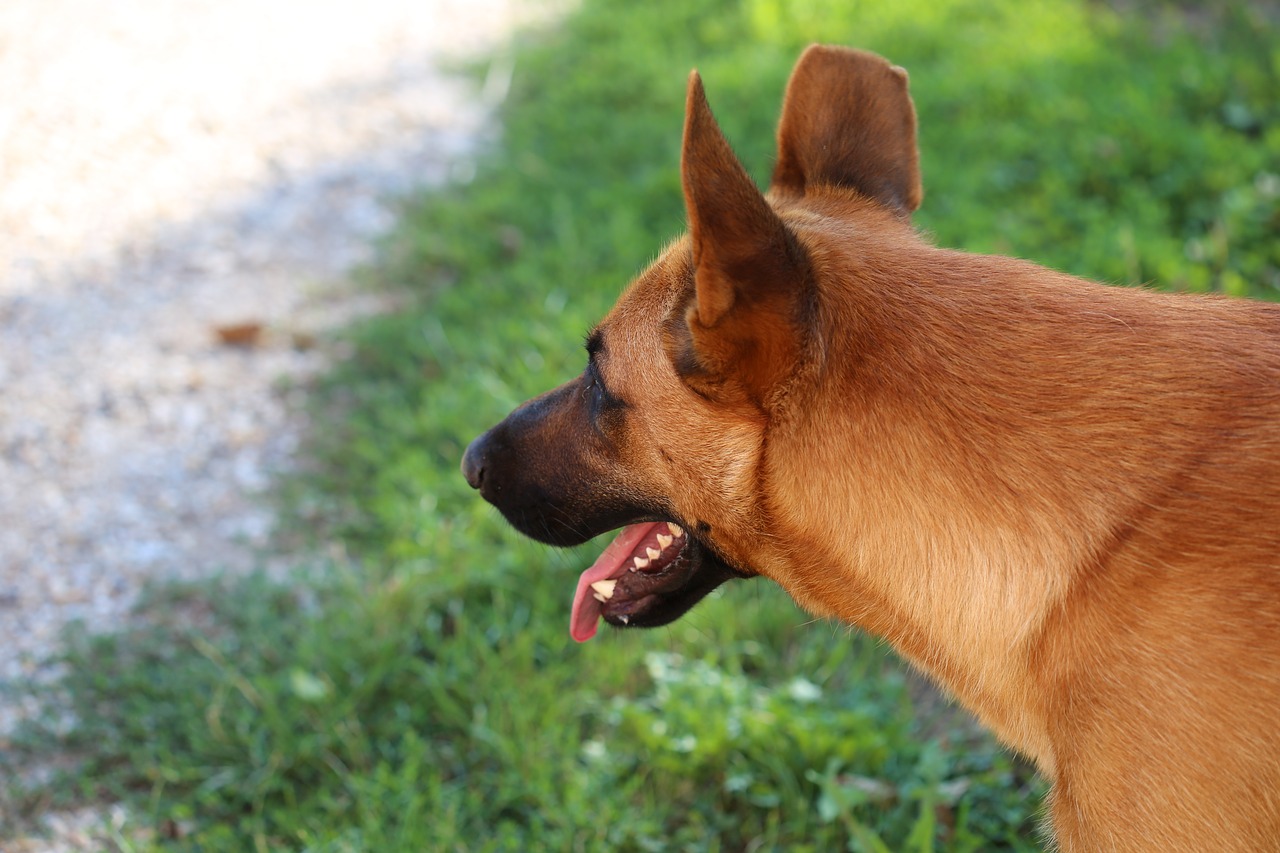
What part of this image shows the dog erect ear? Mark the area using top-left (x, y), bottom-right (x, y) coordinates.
top-left (771, 45), bottom-right (922, 216)
top-left (676, 71), bottom-right (808, 407)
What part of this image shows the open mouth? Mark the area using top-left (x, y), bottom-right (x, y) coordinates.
top-left (570, 520), bottom-right (734, 642)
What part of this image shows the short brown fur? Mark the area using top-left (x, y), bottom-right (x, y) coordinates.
top-left (464, 45), bottom-right (1280, 850)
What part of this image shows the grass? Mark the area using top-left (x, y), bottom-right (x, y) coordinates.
top-left (2, 0), bottom-right (1276, 849)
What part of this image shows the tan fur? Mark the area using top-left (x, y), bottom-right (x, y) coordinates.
top-left (463, 44), bottom-right (1280, 849)
top-left (591, 47), bottom-right (1280, 850)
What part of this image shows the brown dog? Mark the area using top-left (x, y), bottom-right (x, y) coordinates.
top-left (461, 45), bottom-right (1280, 850)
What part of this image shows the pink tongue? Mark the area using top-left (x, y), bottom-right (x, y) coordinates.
top-left (570, 521), bottom-right (663, 643)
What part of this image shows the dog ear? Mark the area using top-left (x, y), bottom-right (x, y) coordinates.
top-left (675, 70), bottom-right (808, 407)
top-left (771, 45), bottom-right (922, 216)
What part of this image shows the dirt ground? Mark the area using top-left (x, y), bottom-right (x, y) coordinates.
top-left (0, 0), bottom-right (544, 844)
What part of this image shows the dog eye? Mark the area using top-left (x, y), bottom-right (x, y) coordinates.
top-left (583, 367), bottom-right (624, 416)
top-left (582, 373), bottom-right (604, 407)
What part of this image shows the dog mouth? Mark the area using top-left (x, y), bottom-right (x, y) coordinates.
top-left (569, 520), bottom-right (735, 642)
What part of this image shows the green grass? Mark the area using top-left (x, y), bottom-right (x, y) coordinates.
top-left (2, 0), bottom-right (1276, 849)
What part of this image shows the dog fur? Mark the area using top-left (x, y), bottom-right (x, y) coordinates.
top-left (462, 45), bottom-right (1280, 850)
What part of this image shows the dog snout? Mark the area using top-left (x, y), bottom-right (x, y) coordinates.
top-left (461, 433), bottom-right (489, 490)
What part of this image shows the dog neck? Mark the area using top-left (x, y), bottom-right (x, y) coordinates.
top-left (753, 213), bottom-right (1252, 771)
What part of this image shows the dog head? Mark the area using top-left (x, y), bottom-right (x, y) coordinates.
top-left (462, 45), bottom-right (922, 641)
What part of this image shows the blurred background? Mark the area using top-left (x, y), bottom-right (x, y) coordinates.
top-left (1, 0), bottom-right (1276, 850)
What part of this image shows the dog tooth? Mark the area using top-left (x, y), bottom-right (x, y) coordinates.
top-left (620, 614), bottom-right (630, 625)
top-left (667, 522), bottom-right (684, 537)
top-left (657, 534), bottom-right (673, 550)
top-left (633, 557), bottom-right (650, 570)
top-left (646, 547), bottom-right (660, 560)
top-left (590, 579), bottom-right (617, 600)
top-left (592, 593), bottom-right (606, 603)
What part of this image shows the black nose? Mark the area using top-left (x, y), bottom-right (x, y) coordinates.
top-left (461, 435), bottom-right (487, 490)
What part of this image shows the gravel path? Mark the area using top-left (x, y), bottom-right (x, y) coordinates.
top-left (0, 0), bottom-right (537, 843)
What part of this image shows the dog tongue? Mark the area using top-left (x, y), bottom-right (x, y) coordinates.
top-left (570, 521), bottom-right (663, 643)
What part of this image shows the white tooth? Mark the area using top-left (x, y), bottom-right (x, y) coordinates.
top-left (667, 522), bottom-right (684, 537)
top-left (592, 593), bottom-right (606, 603)
top-left (646, 547), bottom-right (660, 560)
top-left (590, 579), bottom-right (617, 600)
top-left (620, 614), bottom-right (630, 625)
top-left (657, 534), bottom-right (673, 550)
top-left (633, 557), bottom-right (650, 570)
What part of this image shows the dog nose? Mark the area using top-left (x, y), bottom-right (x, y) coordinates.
top-left (461, 435), bottom-right (486, 490)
